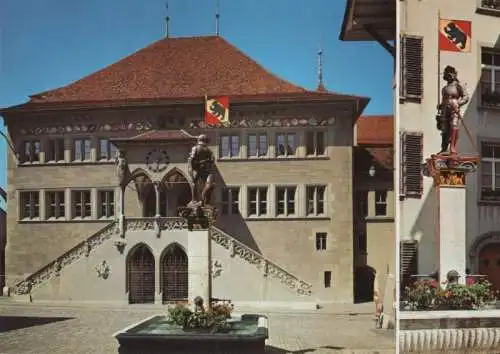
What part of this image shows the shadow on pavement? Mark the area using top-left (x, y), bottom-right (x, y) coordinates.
top-left (0, 315), bottom-right (74, 333)
top-left (266, 345), bottom-right (345, 353)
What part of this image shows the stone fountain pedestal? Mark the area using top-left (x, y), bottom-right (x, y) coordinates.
top-left (424, 154), bottom-right (479, 286)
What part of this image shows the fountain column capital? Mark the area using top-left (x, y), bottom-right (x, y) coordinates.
top-left (423, 154), bottom-right (480, 188)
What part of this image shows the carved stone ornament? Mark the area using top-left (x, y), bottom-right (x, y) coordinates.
top-left (424, 154), bottom-right (479, 188)
top-left (190, 116), bottom-right (336, 129)
top-left (114, 239), bottom-right (127, 254)
top-left (19, 121), bottom-right (153, 136)
top-left (95, 260), bottom-right (111, 279)
top-left (145, 149), bottom-right (170, 173)
top-left (212, 260), bottom-right (223, 279)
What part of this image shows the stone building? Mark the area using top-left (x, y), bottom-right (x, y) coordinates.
top-left (399, 1), bottom-right (500, 289)
top-left (353, 115), bottom-right (394, 303)
top-left (0, 35), bottom-right (392, 306)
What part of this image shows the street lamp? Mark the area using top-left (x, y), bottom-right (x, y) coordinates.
top-left (368, 164), bottom-right (376, 177)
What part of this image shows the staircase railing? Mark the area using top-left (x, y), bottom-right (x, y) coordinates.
top-left (12, 221), bottom-right (117, 295)
top-left (210, 226), bottom-right (312, 296)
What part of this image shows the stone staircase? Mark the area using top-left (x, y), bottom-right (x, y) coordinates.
top-left (10, 218), bottom-right (312, 297)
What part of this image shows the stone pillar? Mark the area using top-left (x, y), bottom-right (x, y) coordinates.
top-left (187, 229), bottom-right (211, 305)
top-left (118, 186), bottom-right (125, 237)
top-left (424, 154), bottom-right (479, 287)
top-left (154, 182), bottom-right (161, 218)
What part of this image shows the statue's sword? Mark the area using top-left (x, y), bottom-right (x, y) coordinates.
top-left (458, 114), bottom-right (477, 151)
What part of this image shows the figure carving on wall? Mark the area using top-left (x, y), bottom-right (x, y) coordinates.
top-left (436, 65), bottom-right (469, 155)
top-left (115, 150), bottom-right (130, 188)
top-left (187, 134), bottom-right (215, 207)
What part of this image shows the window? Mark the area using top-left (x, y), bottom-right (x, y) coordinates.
top-left (46, 138), bottom-right (65, 162)
top-left (478, 0), bottom-right (500, 13)
top-left (306, 131), bottom-right (326, 156)
top-left (98, 190), bottom-right (115, 218)
top-left (20, 191), bottom-right (40, 219)
top-left (21, 140), bottom-right (41, 163)
top-left (276, 133), bottom-right (296, 157)
top-left (480, 50), bottom-right (500, 108)
top-left (401, 132), bottom-right (423, 198)
top-left (400, 35), bottom-right (423, 102)
top-left (247, 134), bottom-right (268, 157)
top-left (73, 138), bottom-right (92, 161)
top-left (375, 191), bottom-right (388, 216)
top-left (46, 191), bottom-right (65, 219)
top-left (72, 190), bottom-right (92, 218)
top-left (306, 185), bottom-right (326, 216)
top-left (276, 186), bottom-right (296, 216)
top-left (219, 135), bottom-right (240, 158)
top-left (99, 139), bottom-right (117, 160)
top-left (480, 142), bottom-right (500, 201)
top-left (324, 271), bottom-right (332, 288)
top-left (221, 187), bottom-right (239, 215)
top-left (315, 232), bottom-right (327, 250)
top-left (248, 187), bottom-right (267, 217)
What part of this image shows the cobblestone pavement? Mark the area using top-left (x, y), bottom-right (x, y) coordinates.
top-left (0, 300), bottom-right (395, 354)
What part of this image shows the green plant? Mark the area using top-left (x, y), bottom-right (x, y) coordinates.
top-left (403, 279), bottom-right (439, 310)
top-left (167, 304), bottom-right (193, 327)
top-left (166, 302), bottom-right (234, 332)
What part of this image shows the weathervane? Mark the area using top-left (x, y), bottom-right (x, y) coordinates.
top-left (165, 1), bottom-right (170, 38)
top-left (215, 0), bottom-right (220, 36)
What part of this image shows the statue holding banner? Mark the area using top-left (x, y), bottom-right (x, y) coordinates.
top-left (436, 65), bottom-right (469, 154)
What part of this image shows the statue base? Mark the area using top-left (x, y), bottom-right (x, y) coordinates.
top-left (423, 154), bottom-right (479, 187)
top-left (423, 153), bottom-right (479, 286)
top-left (178, 203), bottom-right (217, 231)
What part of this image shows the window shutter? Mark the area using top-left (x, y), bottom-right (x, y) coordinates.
top-left (400, 35), bottom-right (423, 102)
top-left (400, 240), bottom-right (419, 292)
top-left (401, 132), bottom-right (423, 198)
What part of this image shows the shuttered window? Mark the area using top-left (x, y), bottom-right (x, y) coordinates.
top-left (401, 132), bottom-right (423, 198)
top-left (400, 240), bottom-right (419, 292)
top-left (400, 35), bottom-right (423, 103)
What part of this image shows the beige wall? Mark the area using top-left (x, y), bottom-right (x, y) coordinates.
top-left (4, 102), bottom-right (357, 302)
top-left (399, 0), bottom-right (500, 274)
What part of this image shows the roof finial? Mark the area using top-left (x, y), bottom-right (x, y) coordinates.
top-left (215, 0), bottom-right (220, 36)
top-left (317, 43), bottom-right (325, 91)
top-left (165, 1), bottom-right (170, 38)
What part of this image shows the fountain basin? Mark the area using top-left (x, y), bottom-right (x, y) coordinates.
top-left (114, 313), bottom-right (268, 354)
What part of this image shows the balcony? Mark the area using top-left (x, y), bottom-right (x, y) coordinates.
top-left (477, 0), bottom-right (500, 16)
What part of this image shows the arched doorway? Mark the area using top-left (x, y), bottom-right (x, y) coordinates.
top-left (160, 243), bottom-right (188, 303)
top-left (479, 243), bottom-right (500, 291)
top-left (126, 243), bottom-right (155, 304)
top-left (143, 168), bottom-right (192, 217)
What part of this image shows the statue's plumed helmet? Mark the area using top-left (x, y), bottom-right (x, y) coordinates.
top-left (198, 134), bottom-right (209, 143)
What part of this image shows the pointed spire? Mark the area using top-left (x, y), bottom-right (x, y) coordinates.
top-left (317, 45), bottom-right (325, 91)
top-left (216, 0), bottom-right (220, 36)
top-left (165, 2), bottom-right (170, 38)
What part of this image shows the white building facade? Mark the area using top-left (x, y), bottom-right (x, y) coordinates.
top-left (399, 0), bottom-right (500, 289)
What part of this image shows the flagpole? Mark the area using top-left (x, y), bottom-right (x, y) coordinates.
top-left (437, 9), bottom-right (441, 109)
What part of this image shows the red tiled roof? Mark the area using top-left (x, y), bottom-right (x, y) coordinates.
top-left (354, 146), bottom-right (393, 171)
top-left (17, 36), bottom-right (363, 106)
top-left (116, 129), bottom-right (197, 142)
top-left (356, 115), bottom-right (393, 145)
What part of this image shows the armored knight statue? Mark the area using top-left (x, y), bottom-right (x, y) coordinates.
top-left (436, 65), bottom-right (469, 154)
top-left (187, 134), bottom-right (215, 206)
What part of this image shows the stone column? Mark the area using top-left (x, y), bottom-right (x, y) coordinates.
top-left (118, 186), bottom-right (125, 237)
top-left (424, 154), bottom-right (479, 287)
top-left (154, 182), bottom-right (161, 218)
top-left (187, 229), bottom-right (211, 306)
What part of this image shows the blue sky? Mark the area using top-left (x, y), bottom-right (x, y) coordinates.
top-left (0, 0), bottom-right (393, 210)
